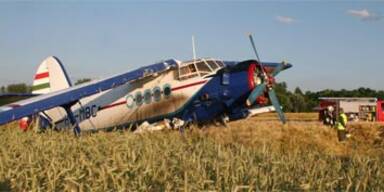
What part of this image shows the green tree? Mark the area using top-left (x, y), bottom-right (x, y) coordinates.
top-left (6, 83), bottom-right (29, 93)
top-left (0, 86), bottom-right (5, 93)
top-left (274, 82), bottom-right (293, 112)
top-left (294, 87), bottom-right (303, 95)
top-left (290, 93), bottom-right (307, 112)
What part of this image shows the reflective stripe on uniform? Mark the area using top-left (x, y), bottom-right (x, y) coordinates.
top-left (337, 113), bottom-right (347, 130)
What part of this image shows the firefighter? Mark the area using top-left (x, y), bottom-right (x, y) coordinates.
top-left (323, 106), bottom-right (335, 126)
top-left (337, 108), bottom-right (349, 141)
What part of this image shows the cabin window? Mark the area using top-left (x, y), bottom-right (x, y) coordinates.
top-left (144, 89), bottom-right (152, 104)
top-left (163, 84), bottom-right (172, 98)
top-left (135, 92), bottom-right (143, 106)
top-left (382, 103), bottom-right (384, 112)
top-left (205, 60), bottom-right (219, 70)
top-left (126, 95), bottom-right (135, 108)
top-left (153, 87), bottom-right (161, 102)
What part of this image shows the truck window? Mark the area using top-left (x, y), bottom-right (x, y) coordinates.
top-left (382, 103), bottom-right (384, 112)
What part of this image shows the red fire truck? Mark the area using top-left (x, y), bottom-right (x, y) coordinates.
top-left (318, 97), bottom-right (384, 122)
top-left (377, 100), bottom-right (384, 122)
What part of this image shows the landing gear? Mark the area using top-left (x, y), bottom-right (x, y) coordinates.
top-left (63, 104), bottom-right (81, 137)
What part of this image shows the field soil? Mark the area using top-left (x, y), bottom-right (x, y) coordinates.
top-left (0, 113), bottom-right (384, 191)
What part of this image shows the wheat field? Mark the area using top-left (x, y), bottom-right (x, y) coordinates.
top-left (0, 113), bottom-right (384, 191)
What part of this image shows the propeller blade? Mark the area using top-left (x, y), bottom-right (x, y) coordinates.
top-left (248, 34), bottom-right (267, 75)
top-left (268, 89), bottom-right (286, 124)
top-left (246, 83), bottom-right (266, 106)
top-left (248, 34), bottom-right (262, 63)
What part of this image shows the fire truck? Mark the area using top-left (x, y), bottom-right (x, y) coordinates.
top-left (317, 97), bottom-right (384, 122)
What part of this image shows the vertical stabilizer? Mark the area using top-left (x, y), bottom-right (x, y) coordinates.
top-left (32, 56), bottom-right (72, 94)
top-left (31, 56), bottom-right (72, 127)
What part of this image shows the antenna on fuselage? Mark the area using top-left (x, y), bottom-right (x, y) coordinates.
top-left (192, 35), bottom-right (197, 61)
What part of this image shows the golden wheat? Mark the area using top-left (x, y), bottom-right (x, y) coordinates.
top-left (0, 115), bottom-right (383, 191)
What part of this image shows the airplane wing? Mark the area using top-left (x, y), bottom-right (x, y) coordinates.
top-left (0, 59), bottom-right (178, 125)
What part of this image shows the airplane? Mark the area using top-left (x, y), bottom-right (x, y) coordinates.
top-left (0, 35), bottom-right (292, 135)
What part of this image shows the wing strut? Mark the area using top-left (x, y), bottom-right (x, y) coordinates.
top-left (63, 104), bottom-right (81, 136)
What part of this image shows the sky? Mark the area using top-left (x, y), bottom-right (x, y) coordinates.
top-left (0, 1), bottom-right (383, 91)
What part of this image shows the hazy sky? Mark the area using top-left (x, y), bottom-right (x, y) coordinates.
top-left (0, 1), bottom-right (383, 91)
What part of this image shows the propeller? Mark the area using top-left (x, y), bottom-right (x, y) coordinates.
top-left (246, 34), bottom-right (286, 124)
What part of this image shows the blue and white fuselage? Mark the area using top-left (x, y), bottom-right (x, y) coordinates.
top-left (0, 57), bottom-right (292, 132)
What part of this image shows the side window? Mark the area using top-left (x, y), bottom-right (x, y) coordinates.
top-left (153, 87), bottom-right (161, 102)
top-left (382, 103), bottom-right (384, 112)
top-left (179, 66), bottom-right (190, 76)
top-left (189, 64), bottom-right (197, 73)
top-left (144, 89), bottom-right (152, 104)
top-left (135, 92), bottom-right (143, 106)
top-left (163, 84), bottom-right (172, 98)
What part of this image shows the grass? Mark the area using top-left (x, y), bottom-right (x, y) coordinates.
top-left (0, 114), bottom-right (384, 191)
top-left (253, 112), bottom-right (318, 121)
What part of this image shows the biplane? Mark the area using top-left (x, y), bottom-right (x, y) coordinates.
top-left (0, 35), bottom-right (292, 135)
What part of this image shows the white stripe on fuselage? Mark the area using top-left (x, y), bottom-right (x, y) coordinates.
top-left (33, 78), bottom-right (50, 85)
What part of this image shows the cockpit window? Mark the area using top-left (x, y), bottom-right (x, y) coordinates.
top-left (215, 60), bottom-right (224, 67)
top-left (205, 60), bottom-right (219, 70)
top-left (179, 63), bottom-right (199, 80)
top-left (196, 61), bottom-right (212, 76)
top-left (178, 59), bottom-right (224, 80)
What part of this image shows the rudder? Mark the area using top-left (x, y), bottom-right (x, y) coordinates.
top-left (32, 56), bottom-right (72, 94)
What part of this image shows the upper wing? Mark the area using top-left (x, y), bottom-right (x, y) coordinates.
top-left (0, 59), bottom-right (178, 125)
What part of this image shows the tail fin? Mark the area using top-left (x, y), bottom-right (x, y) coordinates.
top-left (32, 56), bottom-right (72, 94)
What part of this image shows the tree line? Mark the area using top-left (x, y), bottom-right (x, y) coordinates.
top-left (275, 82), bottom-right (384, 112)
top-left (1, 81), bottom-right (383, 112)
top-left (0, 79), bottom-right (92, 94)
